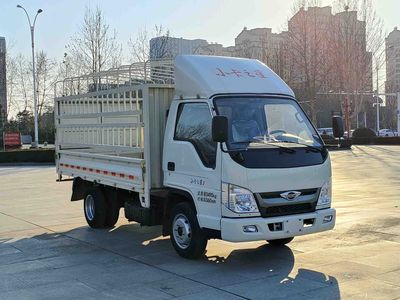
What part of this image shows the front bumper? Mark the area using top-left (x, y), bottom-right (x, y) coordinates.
top-left (221, 208), bottom-right (336, 242)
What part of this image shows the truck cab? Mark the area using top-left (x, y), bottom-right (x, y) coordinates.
top-left (162, 56), bottom-right (335, 257)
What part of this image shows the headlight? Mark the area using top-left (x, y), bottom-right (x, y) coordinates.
top-left (223, 184), bottom-right (259, 214)
top-left (317, 179), bottom-right (332, 209)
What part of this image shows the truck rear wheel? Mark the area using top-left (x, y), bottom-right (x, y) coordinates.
top-left (170, 202), bottom-right (207, 259)
top-left (267, 237), bottom-right (294, 246)
top-left (84, 188), bottom-right (107, 228)
top-left (104, 199), bottom-right (120, 227)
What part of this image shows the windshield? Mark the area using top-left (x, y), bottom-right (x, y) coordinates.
top-left (214, 96), bottom-right (322, 149)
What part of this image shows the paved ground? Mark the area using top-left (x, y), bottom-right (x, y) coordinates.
top-left (0, 145), bottom-right (399, 299)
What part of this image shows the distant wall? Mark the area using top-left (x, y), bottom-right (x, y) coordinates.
top-left (0, 149), bottom-right (55, 163)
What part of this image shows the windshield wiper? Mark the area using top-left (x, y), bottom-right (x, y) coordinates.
top-left (277, 140), bottom-right (323, 153)
top-left (231, 139), bottom-right (296, 153)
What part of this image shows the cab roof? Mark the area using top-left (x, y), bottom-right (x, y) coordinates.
top-left (174, 55), bottom-right (295, 99)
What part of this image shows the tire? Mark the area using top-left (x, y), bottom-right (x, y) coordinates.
top-left (83, 188), bottom-right (107, 228)
top-left (170, 202), bottom-right (208, 259)
top-left (267, 237), bottom-right (294, 246)
top-left (104, 196), bottom-right (120, 227)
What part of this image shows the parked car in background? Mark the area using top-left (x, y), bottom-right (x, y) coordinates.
top-left (317, 127), bottom-right (333, 136)
top-left (378, 129), bottom-right (398, 137)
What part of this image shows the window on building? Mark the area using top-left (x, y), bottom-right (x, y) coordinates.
top-left (174, 103), bottom-right (217, 168)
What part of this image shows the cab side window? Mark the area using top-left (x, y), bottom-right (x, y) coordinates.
top-left (174, 103), bottom-right (217, 168)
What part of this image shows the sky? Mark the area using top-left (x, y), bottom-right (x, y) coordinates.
top-left (0, 0), bottom-right (399, 62)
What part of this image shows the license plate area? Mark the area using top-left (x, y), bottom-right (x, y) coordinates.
top-left (303, 218), bottom-right (315, 227)
top-left (268, 222), bottom-right (283, 231)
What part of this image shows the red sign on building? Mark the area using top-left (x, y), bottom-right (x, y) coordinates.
top-left (4, 133), bottom-right (21, 148)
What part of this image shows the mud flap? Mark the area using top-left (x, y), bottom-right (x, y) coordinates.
top-left (71, 178), bottom-right (87, 201)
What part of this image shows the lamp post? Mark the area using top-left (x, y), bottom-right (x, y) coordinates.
top-left (17, 5), bottom-right (43, 148)
top-left (373, 45), bottom-right (394, 134)
top-left (373, 52), bottom-right (383, 134)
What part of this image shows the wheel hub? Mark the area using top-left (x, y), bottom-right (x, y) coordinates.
top-left (85, 195), bottom-right (95, 221)
top-left (172, 214), bottom-right (192, 249)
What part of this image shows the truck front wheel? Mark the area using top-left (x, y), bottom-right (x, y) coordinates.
top-left (170, 202), bottom-right (207, 259)
top-left (84, 188), bottom-right (107, 228)
top-left (267, 237), bottom-right (294, 246)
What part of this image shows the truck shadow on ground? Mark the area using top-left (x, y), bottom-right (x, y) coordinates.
top-left (103, 223), bottom-right (340, 298)
top-left (0, 223), bottom-right (340, 299)
top-left (204, 244), bottom-right (340, 299)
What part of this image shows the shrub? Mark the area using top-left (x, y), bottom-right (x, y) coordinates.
top-left (374, 137), bottom-right (400, 145)
top-left (352, 128), bottom-right (376, 138)
top-left (352, 136), bottom-right (400, 145)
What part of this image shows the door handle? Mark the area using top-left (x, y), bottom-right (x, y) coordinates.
top-left (167, 162), bottom-right (175, 171)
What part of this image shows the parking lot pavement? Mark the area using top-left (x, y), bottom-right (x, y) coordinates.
top-left (0, 145), bottom-right (399, 299)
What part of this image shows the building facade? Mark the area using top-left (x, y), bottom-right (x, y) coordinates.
top-left (0, 37), bottom-right (6, 117)
top-left (234, 27), bottom-right (289, 80)
top-left (150, 37), bottom-right (208, 59)
top-left (149, 36), bottom-right (235, 59)
top-left (384, 27), bottom-right (400, 129)
top-left (386, 27), bottom-right (400, 93)
top-left (194, 43), bottom-right (236, 57)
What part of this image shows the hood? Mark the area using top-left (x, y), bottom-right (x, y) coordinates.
top-left (221, 152), bottom-right (331, 193)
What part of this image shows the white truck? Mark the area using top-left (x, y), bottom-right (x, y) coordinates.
top-left (55, 55), bottom-right (336, 259)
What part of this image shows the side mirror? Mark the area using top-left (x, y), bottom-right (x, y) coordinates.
top-left (212, 116), bottom-right (228, 143)
top-left (332, 116), bottom-right (344, 138)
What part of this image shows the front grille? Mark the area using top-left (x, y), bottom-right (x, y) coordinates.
top-left (259, 188), bottom-right (318, 199)
top-left (255, 188), bottom-right (319, 218)
top-left (260, 202), bottom-right (317, 218)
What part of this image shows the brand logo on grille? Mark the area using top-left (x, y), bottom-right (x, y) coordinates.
top-left (280, 191), bottom-right (301, 201)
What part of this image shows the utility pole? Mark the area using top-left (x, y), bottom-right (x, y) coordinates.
top-left (17, 5), bottom-right (43, 148)
top-left (364, 111), bottom-right (367, 128)
top-left (398, 92), bottom-right (400, 135)
top-left (375, 62), bottom-right (380, 133)
top-left (62, 52), bottom-right (69, 78)
top-left (0, 104), bottom-right (4, 149)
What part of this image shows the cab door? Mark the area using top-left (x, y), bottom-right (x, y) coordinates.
top-left (163, 100), bottom-right (221, 230)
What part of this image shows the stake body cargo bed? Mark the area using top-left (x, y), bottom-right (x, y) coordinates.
top-left (55, 60), bottom-right (175, 208)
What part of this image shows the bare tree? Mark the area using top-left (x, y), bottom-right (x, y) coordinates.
top-left (5, 44), bottom-right (18, 117)
top-left (235, 38), bottom-right (264, 59)
top-left (15, 54), bottom-right (31, 112)
top-left (66, 6), bottom-right (122, 76)
top-left (330, 0), bottom-right (385, 129)
top-left (129, 25), bottom-right (170, 62)
top-left (286, 0), bottom-right (331, 123)
top-left (35, 51), bottom-right (59, 118)
top-left (5, 49), bottom-right (59, 124)
top-left (265, 34), bottom-right (290, 81)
